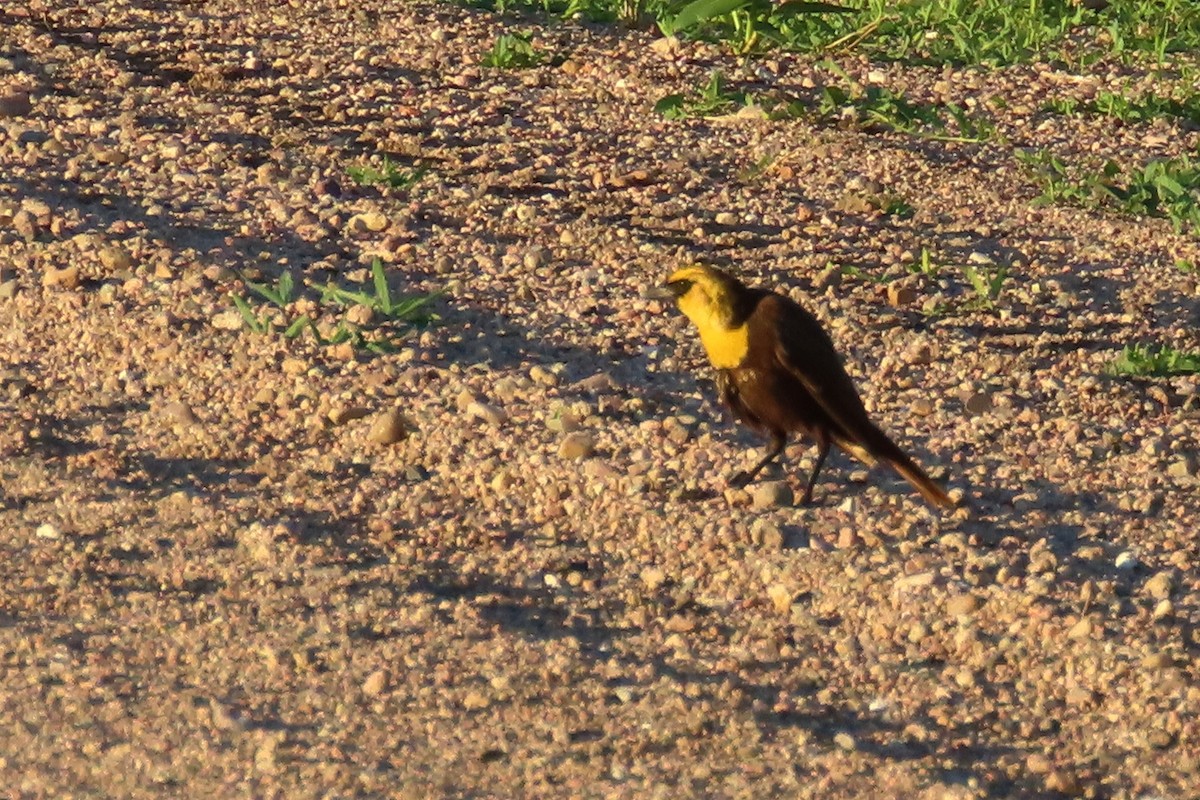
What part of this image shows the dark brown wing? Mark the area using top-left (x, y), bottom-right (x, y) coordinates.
top-left (763, 294), bottom-right (953, 508)
top-left (757, 295), bottom-right (875, 446)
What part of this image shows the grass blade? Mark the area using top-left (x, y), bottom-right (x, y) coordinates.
top-left (671, 0), bottom-right (748, 32)
top-left (372, 259), bottom-right (393, 314)
top-left (277, 272), bottom-right (294, 304)
top-left (283, 314), bottom-right (311, 339)
top-left (230, 294), bottom-right (267, 334)
top-left (775, 0), bottom-right (852, 13)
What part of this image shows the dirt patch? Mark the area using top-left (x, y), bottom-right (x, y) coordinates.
top-left (1, 2), bottom-right (1198, 797)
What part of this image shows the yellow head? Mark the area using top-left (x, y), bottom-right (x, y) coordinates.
top-left (661, 265), bottom-right (750, 369)
top-left (662, 264), bottom-right (741, 327)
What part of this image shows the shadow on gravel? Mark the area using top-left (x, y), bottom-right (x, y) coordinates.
top-left (3, 407), bottom-right (102, 461)
top-left (957, 478), bottom-right (1200, 653)
top-left (631, 649), bottom-right (1050, 798)
top-left (6, 172), bottom-right (349, 273)
top-left (115, 453), bottom-right (258, 498)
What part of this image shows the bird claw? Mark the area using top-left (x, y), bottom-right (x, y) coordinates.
top-left (728, 470), bottom-right (754, 488)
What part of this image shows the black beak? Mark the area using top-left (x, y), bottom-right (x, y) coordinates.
top-left (643, 278), bottom-right (692, 301)
top-left (641, 286), bottom-right (676, 301)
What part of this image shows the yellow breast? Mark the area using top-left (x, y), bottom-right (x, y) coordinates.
top-left (675, 280), bottom-right (751, 368)
top-left (697, 323), bottom-right (750, 368)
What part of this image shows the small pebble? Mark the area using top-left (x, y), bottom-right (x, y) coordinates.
top-left (752, 481), bottom-right (792, 510)
top-left (767, 584), bottom-right (794, 614)
top-left (964, 392), bottom-right (993, 415)
top-left (558, 431), bottom-right (595, 460)
top-left (42, 265), bottom-right (79, 289)
top-left (1144, 571), bottom-right (1174, 600)
top-left (0, 91), bottom-right (32, 117)
top-left (347, 211), bottom-right (388, 234)
top-left (836, 528), bottom-right (860, 549)
top-left (1067, 618), bottom-right (1093, 640)
top-left (1141, 652), bottom-right (1172, 670)
top-left (463, 691), bottom-right (490, 711)
top-left (328, 405), bottom-right (372, 426)
top-left (523, 248), bottom-right (547, 269)
top-left (946, 594), bottom-right (979, 616)
top-left (750, 519), bottom-right (785, 549)
top-left (1167, 457), bottom-right (1197, 479)
top-left (1114, 551), bottom-right (1138, 571)
top-left (664, 614), bottom-right (695, 632)
top-left (641, 568), bottom-right (666, 591)
top-left (1153, 599), bottom-right (1173, 621)
top-left (1026, 753), bottom-right (1052, 774)
top-left (887, 284), bottom-right (918, 307)
top-left (362, 669), bottom-right (388, 697)
top-left (35, 523), bottom-right (60, 540)
top-left (163, 401), bottom-right (198, 426)
top-left (368, 408), bottom-right (411, 444)
top-left (1045, 769), bottom-right (1080, 795)
top-left (468, 401), bottom-right (507, 427)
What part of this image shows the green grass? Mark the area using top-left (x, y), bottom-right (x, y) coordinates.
top-left (320, 261), bottom-right (444, 322)
top-left (906, 247), bottom-right (939, 277)
top-left (1101, 159), bottom-right (1200, 233)
top-left (228, 260), bottom-right (443, 355)
top-left (880, 194), bottom-right (915, 217)
top-left (654, 70), bottom-right (750, 119)
top-left (462, 0), bottom-right (655, 23)
top-left (1044, 89), bottom-right (1200, 126)
top-left (737, 152), bottom-right (778, 182)
top-left (960, 261), bottom-right (1009, 309)
top-left (1017, 150), bottom-right (1095, 206)
top-left (814, 81), bottom-right (994, 142)
top-left (784, 0), bottom-right (1200, 65)
top-left (481, 32), bottom-right (545, 68)
top-left (347, 156), bottom-right (428, 190)
top-left (1106, 343), bottom-right (1200, 377)
top-left (452, 0), bottom-right (1200, 65)
top-left (842, 247), bottom-right (1009, 316)
top-left (654, 70), bottom-right (992, 144)
top-left (232, 271), bottom-right (303, 336)
top-left (1020, 150), bottom-right (1200, 234)
top-left (660, 0), bottom-right (853, 55)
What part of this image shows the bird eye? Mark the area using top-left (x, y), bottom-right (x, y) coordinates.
top-left (667, 279), bottom-right (694, 297)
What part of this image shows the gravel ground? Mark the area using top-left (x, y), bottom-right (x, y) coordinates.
top-left (2, 2), bottom-right (1200, 798)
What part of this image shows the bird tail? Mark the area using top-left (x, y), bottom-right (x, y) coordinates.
top-left (836, 427), bottom-right (953, 509)
top-left (887, 449), bottom-right (953, 508)
top-left (833, 436), bottom-right (877, 468)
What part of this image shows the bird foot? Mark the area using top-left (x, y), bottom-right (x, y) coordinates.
top-left (728, 470), bottom-right (755, 488)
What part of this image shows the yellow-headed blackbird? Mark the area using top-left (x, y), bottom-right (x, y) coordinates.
top-left (650, 264), bottom-right (951, 508)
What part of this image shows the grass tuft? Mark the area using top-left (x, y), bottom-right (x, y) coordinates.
top-left (1044, 89), bottom-right (1200, 126)
top-left (812, 76), bottom-right (994, 142)
top-left (654, 70), bottom-right (750, 119)
top-left (348, 156), bottom-right (428, 190)
top-left (1021, 150), bottom-right (1200, 234)
top-left (455, 0), bottom-right (1200, 65)
top-left (228, 260), bottom-right (443, 355)
top-left (482, 32), bottom-right (546, 68)
top-left (1106, 343), bottom-right (1200, 377)
top-left (961, 261), bottom-right (1009, 309)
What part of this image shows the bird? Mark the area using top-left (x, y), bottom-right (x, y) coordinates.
top-left (649, 263), bottom-right (952, 508)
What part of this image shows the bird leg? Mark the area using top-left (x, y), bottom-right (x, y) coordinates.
top-left (729, 433), bottom-right (786, 488)
top-left (800, 435), bottom-right (831, 505)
